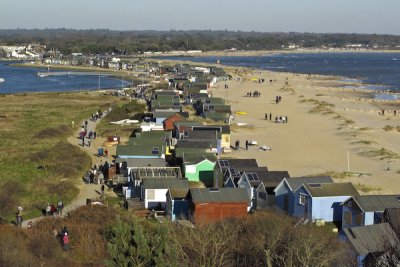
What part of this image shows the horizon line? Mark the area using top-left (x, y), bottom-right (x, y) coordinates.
top-left (0, 28), bottom-right (399, 36)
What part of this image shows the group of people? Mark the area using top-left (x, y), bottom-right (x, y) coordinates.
top-left (275, 116), bottom-right (288, 123)
top-left (378, 109), bottom-right (398, 116)
top-left (275, 95), bottom-right (283, 104)
top-left (91, 110), bottom-right (103, 122)
top-left (84, 162), bottom-right (109, 185)
top-left (245, 90), bottom-right (261, 97)
top-left (45, 200), bottom-right (64, 217)
top-left (234, 140), bottom-right (257, 151)
top-left (80, 127), bottom-right (96, 147)
top-left (97, 147), bottom-right (108, 157)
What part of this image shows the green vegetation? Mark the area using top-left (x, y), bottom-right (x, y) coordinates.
top-left (1, 29), bottom-right (400, 54)
top-left (0, 92), bottom-right (118, 220)
top-left (96, 100), bottom-right (146, 139)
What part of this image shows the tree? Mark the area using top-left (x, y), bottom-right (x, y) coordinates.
top-left (105, 217), bottom-right (176, 267)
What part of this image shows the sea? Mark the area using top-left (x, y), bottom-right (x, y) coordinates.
top-left (166, 52), bottom-right (400, 100)
top-left (1, 54), bottom-right (400, 99)
top-left (0, 61), bottom-right (131, 94)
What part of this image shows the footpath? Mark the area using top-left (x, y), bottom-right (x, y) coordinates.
top-left (21, 109), bottom-right (113, 227)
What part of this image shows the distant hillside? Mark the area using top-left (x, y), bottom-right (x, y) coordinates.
top-left (0, 29), bottom-right (399, 54)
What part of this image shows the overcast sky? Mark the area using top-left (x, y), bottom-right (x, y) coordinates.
top-left (1, 0), bottom-right (399, 35)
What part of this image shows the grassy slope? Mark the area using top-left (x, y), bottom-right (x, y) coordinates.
top-left (0, 91), bottom-right (127, 220)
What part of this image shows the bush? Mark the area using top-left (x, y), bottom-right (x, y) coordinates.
top-left (30, 142), bottom-right (91, 178)
top-left (34, 124), bottom-right (71, 139)
top-left (0, 181), bottom-right (26, 220)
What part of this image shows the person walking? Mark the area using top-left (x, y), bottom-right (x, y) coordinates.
top-left (235, 140), bottom-right (240, 150)
top-left (62, 232), bottom-right (69, 251)
top-left (57, 200), bottom-right (64, 216)
top-left (269, 113), bottom-right (272, 121)
top-left (16, 207), bottom-right (23, 227)
top-left (45, 203), bottom-right (51, 216)
top-left (61, 226), bottom-right (69, 236)
top-left (101, 184), bottom-right (105, 198)
top-left (245, 140), bottom-right (249, 150)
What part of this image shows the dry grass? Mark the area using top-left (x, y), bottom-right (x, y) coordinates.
top-left (383, 125), bottom-right (395, 131)
top-left (351, 140), bottom-right (376, 145)
top-left (355, 183), bottom-right (381, 193)
top-left (358, 127), bottom-right (372, 131)
top-left (307, 171), bottom-right (353, 180)
top-left (359, 147), bottom-right (400, 160)
top-left (0, 92), bottom-right (122, 219)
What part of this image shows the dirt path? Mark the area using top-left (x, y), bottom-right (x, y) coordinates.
top-left (22, 110), bottom-right (115, 227)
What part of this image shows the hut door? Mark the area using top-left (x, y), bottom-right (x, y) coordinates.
top-left (284, 195), bottom-right (289, 212)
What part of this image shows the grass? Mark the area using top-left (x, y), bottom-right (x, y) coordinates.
top-left (351, 140), bottom-right (376, 145)
top-left (355, 183), bottom-right (381, 193)
top-left (359, 147), bottom-right (400, 160)
top-left (358, 127), bottom-right (372, 131)
top-left (0, 91), bottom-right (120, 220)
top-left (299, 98), bottom-right (335, 115)
top-left (307, 171), bottom-right (353, 180)
top-left (298, 98), bottom-right (359, 129)
top-left (95, 100), bottom-right (145, 138)
top-left (383, 125), bottom-right (395, 131)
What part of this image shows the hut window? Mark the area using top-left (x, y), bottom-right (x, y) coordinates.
top-left (344, 211), bottom-right (352, 225)
top-left (355, 213), bottom-right (363, 225)
top-left (348, 200), bottom-right (353, 207)
top-left (152, 147), bottom-right (159, 155)
top-left (299, 194), bottom-right (307, 205)
top-left (258, 192), bottom-right (267, 200)
top-left (147, 189), bottom-right (155, 200)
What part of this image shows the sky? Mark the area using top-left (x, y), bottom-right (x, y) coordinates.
top-left (1, 0), bottom-right (400, 35)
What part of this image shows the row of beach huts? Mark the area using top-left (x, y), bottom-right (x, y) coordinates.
top-left (107, 63), bottom-right (400, 267)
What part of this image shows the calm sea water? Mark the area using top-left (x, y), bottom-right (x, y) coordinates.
top-left (0, 62), bottom-right (131, 94)
top-left (167, 53), bottom-right (400, 99)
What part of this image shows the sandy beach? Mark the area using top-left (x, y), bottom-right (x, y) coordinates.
top-left (212, 68), bottom-right (400, 194)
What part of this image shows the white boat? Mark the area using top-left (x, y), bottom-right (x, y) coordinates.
top-left (110, 119), bottom-right (139, 125)
top-left (36, 72), bottom-right (48, 77)
top-left (0, 78), bottom-right (4, 83)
